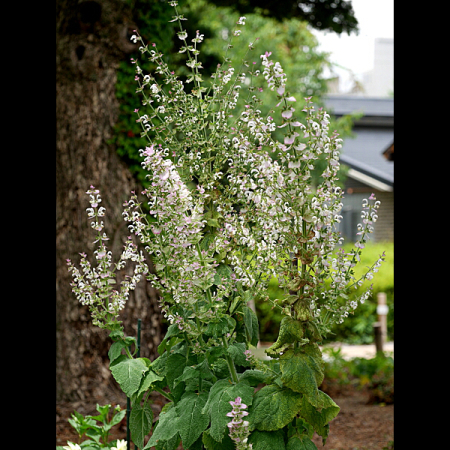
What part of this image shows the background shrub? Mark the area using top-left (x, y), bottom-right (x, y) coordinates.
top-left (320, 349), bottom-right (394, 404)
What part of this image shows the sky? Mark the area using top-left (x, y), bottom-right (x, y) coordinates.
top-left (312, 0), bottom-right (394, 92)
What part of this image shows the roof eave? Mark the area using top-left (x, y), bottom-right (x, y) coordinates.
top-left (346, 168), bottom-right (393, 192)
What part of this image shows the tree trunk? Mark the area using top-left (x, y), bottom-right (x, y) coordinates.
top-left (56, 0), bottom-right (162, 402)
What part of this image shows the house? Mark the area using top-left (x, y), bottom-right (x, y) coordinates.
top-left (324, 95), bottom-right (394, 242)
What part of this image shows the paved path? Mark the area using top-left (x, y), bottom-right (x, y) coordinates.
top-left (321, 341), bottom-right (394, 359)
top-left (250, 341), bottom-right (394, 360)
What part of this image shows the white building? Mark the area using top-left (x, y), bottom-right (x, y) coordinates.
top-left (325, 37), bottom-right (393, 98)
top-left (362, 38), bottom-right (393, 97)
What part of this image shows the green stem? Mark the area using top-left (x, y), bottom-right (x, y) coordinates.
top-left (125, 346), bottom-right (133, 359)
top-left (221, 336), bottom-right (239, 384)
top-left (154, 386), bottom-right (174, 402)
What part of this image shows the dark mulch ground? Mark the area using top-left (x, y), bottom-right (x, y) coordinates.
top-left (57, 386), bottom-right (393, 449)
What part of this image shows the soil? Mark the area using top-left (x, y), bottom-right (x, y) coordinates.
top-left (310, 389), bottom-right (393, 450)
top-left (56, 386), bottom-right (393, 450)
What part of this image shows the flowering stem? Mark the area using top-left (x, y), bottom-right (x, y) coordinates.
top-left (300, 211), bottom-right (308, 297)
top-left (195, 242), bottom-right (214, 306)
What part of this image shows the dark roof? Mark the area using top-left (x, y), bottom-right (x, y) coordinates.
top-left (339, 128), bottom-right (393, 186)
top-left (324, 95), bottom-right (393, 127)
top-left (324, 95), bottom-right (394, 189)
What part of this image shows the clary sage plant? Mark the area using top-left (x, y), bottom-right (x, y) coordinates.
top-left (66, 1), bottom-right (385, 449)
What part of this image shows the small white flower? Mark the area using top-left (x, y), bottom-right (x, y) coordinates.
top-left (63, 443), bottom-right (81, 450)
top-left (111, 439), bottom-right (127, 450)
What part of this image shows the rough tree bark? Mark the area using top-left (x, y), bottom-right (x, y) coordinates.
top-left (56, 0), bottom-right (162, 402)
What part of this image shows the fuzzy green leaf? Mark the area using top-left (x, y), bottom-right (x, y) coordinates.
top-left (204, 316), bottom-right (236, 337)
top-left (286, 435), bottom-right (318, 450)
top-left (207, 218), bottom-right (220, 227)
top-left (110, 356), bottom-right (148, 397)
top-left (157, 323), bottom-right (183, 355)
top-left (298, 391), bottom-right (340, 444)
top-left (202, 379), bottom-right (254, 442)
top-left (248, 384), bottom-right (303, 432)
top-left (243, 305), bottom-right (259, 346)
top-left (174, 358), bottom-right (215, 387)
top-left (248, 430), bottom-right (286, 450)
top-left (152, 433), bottom-right (180, 450)
top-left (108, 341), bottom-right (127, 363)
top-left (166, 352), bottom-right (189, 387)
top-left (227, 342), bottom-right (250, 367)
top-left (150, 352), bottom-right (169, 377)
top-left (266, 317), bottom-right (305, 357)
top-left (202, 429), bottom-right (235, 450)
top-left (175, 392), bottom-right (209, 448)
top-left (238, 369), bottom-right (270, 386)
top-left (130, 403), bottom-right (153, 449)
top-left (214, 262), bottom-right (233, 285)
top-left (145, 403), bottom-right (180, 448)
top-left (280, 345), bottom-right (324, 407)
top-left (136, 369), bottom-right (164, 397)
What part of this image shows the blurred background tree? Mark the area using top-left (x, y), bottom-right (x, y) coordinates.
top-left (57, 0), bottom-right (359, 402)
top-left (209, 0), bottom-right (359, 34)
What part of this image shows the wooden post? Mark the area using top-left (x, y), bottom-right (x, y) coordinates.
top-left (373, 321), bottom-right (383, 355)
top-left (376, 292), bottom-right (388, 344)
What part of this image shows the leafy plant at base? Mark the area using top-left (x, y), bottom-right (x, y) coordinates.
top-left (66, 1), bottom-right (386, 448)
top-left (57, 404), bottom-right (127, 450)
top-left (320, 350), bottom-right (394, 405)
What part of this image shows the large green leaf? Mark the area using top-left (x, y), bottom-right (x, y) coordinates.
top-left (130, 403), bottom-right (153, 449)
top-left (248, 384), bottom-right (303, 432)
top-left (173, 358), bottom-right (215, 387)
top-left (150, 352), bottom-right (169, 377)
top-left (152, 433), bottom-right (180, 450)
top-left (202, 429), bottom-right (235, 450)
top-left (238, 369), bottom-right (270, 387)
top-left (248, 430), bottom-right (286, 450)
top-left (279, 345), bottom-right (324, 408)
top-left (175, 392), bottom-right (210, 449)
top-left (227, 342), bottom-right (250, 367)
top-left (166, 352), bottom-right (195, 401)
top-left (157, 323), bottom-right (183, 355)
top-left (110, 356), bottom-right (148, 397)
top-left (145, 403), bottom-right (180, 449)
top-left (298, 391), bottom-right (340, 445)
top-left (202, 379), bottom-right (254, 442)
top-left (136, 369), bottom-right (164, 398)
top-left (266, 317), bottom-right (305, 357)
top-left (108, 341), bottom-right (127, 363)
top-left (204, 316), bottom-right (236, 337)
top-left (243, 305), bottom-right (259, 346)
top-left (214, 263), bottom-right (232, 285)
top-left (286, 435), bottom-right (318, 450)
